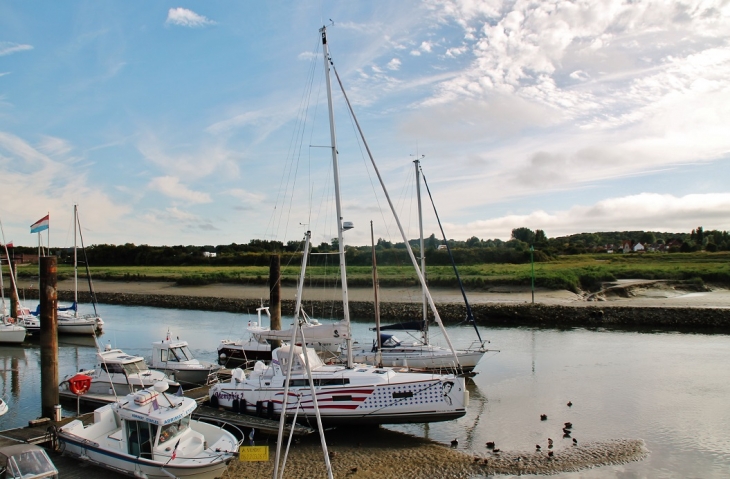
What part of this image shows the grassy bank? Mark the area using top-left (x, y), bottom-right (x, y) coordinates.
top-left (8, 252), bottom-right (730, 293)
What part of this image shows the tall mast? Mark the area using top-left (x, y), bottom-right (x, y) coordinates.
top-left (414, 158), bottom-right (427, 343)
top-left (74, 204), bottom-right (78, 316)
top-left (320, 25), bottom-right (353, 368)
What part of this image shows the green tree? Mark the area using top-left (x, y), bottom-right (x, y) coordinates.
top-left (640, 232), bottom-right (656, 245)
top-left (511, 227), bottom-right (535, 244)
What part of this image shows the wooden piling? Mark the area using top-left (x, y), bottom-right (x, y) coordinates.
top-left (269, 254), bottom-right (281, 349)
top-left (39, 256), bottom-right (59, 420)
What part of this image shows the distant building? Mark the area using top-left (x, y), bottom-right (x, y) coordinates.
top-left (202, 251), bottom-right (217, 258)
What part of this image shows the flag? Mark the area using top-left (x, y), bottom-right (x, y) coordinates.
top-left (30, 215), bottom-right (49, 234)
top-left (171, 439), bottom-right (180, 460)
top-left (152, 397), bottom-right (159, 411)
top-left (176, 386), bottom-right (183, 397)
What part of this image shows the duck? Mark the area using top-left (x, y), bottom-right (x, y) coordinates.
top-left (567, 401), bottom-right (573, 407)
top-left (540, 414), bottom-right (548, 421)
top-left (564, 422), bottom-right (573, 429)
top-left (563, 432), bottom-right (571, 438)
top-left (563, 428), bottom-right (571, 434)
top-left (535, 444), bottom-right (541, 451)
top-left (547, 437), bottom-right (553, 444)
top-left (451, 438), bottom-right (459, 447)
top-left (486, 441), bottom-right (495, 449)
top-left (573, 438), bottom-right (578, 445)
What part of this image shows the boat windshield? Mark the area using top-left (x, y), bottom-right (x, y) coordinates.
top-left (167, 346), bottom-right (193, 362)
top-left (158, 415), bottom-right (190, 445)
top-left (7, 449), bottom-right (57, 478)
top-left (123, 359), bottom-right (150, 375)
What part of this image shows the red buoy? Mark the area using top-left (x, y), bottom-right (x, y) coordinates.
top-left (68, 374), bottom-right (92, 395)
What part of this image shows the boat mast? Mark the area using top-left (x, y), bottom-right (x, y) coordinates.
top-left (371, 221), bottom-right (382, 368)
top-left (74, 204), bottom-right (78, 317)
top-left (320, 25), bottom-right (353, 369)
top-left (414, 157), bottom-right (428, 344)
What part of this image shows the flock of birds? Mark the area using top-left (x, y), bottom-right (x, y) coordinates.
top-left (451, 400), bottom-right (577, 461)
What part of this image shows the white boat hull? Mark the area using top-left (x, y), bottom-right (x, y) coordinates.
top-left (352, 349), bottom-right (485, 371)
top-left (0, 322), bottom-right (27, 344)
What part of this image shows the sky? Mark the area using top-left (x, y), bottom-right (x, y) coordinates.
top-left (1, 1), bottom-right (729, 249)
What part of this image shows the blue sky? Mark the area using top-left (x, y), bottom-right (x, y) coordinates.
top-left (1, 1), bottom-right (729, 249)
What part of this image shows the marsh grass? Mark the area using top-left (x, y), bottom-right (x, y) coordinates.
top-left (9, 252), bottom-right (728, 293)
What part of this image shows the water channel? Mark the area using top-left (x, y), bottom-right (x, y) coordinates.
top-left (0, 303), bottom-right (728, 478)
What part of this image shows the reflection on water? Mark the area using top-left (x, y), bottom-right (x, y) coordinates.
top-left (0, 304), bottom-right (728, 478)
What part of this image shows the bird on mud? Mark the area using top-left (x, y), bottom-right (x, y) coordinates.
top-left (451, 438), bottom-right (459, 447)
top-left (540, 414), bottom-right (548, 421)
top-left (548, 451), bottom-right (554, 458)
top-left (486, 441), bottom-right (495, 449)
top-left (573, 438), bottom-right (578, 445)
top-left (564, 422), bottom-right (573, 429)
top-left (535, 444), bottom-right (541, 451)
top-left (567, 401), bottom-right (573, 407)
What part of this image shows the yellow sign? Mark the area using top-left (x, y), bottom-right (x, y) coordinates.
top-left (239, 445), bottom-right (269, 462)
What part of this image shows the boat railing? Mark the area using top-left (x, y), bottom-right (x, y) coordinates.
top-left (193, 415), bottom-right (245, 446)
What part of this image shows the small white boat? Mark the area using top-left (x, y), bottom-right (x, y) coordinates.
top-left (57, 302), bottom-right (104, 335)
top-left (0, 443), bottom-right (58, 479)
top-left (217, 306), bottom-right (343, 366)
top-left (0, 397), bottom-right (8, 416)
top-left (58, 382), bottom-right (240, 479)
top-left (0, 318), bottom-right (27, 344)
top-left (151, 332), bottom-right (222, 387)
top-left (60, 344), bottom-right (179, 397)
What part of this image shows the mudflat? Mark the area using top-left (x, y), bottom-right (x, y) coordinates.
top-left (20, 278), bottom-right (730, 309)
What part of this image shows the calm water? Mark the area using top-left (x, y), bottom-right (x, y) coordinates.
top-left (1, 303), bottom-right (729, 478)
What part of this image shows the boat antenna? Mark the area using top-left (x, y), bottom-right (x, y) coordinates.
top-left (420, 165), bottom-right (484, 343)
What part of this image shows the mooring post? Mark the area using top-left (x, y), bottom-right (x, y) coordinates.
top-left (39, 256), bottom-right (60, 421)
top-left (269, 254), bottom-right (281, 349)
top-left (9, 260), bottom-right (18, 320)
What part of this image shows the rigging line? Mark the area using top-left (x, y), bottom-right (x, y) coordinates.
top-left (265, 34), bottom-right (322, 243)
top-left (329, 61), bottom-right (462, 369)
top-left (75, 209), bottom-right (99, 318)
top-left (420, 166), bottom-right (483, 343)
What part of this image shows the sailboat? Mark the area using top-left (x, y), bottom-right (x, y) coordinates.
top-left (348, 159), bottom-right (488, 372)
top-left (0, 231), bottom-right (28, 343)
top-left (55, 205), bottom-right (103, 335)
top-left (208, 26), bottom-right (467, 426)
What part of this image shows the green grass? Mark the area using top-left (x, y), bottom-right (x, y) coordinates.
top-left (6, 251), bottom-right (729, 293)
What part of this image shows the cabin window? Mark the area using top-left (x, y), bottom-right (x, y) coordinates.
top-left (333, 395), bottom-right (352, 401)
top-left (101, 363), bottom-right (125, 374)
top-left (290, 379), bottom-right (309, 387)
top-left (168, 346), bottom-right (192, 362)
top-left (159, 416), bottom-right (190, 444)
top-left (123, 359), bottom-right (151, 375)
top-left (127, 420), bottom-right (158, 459)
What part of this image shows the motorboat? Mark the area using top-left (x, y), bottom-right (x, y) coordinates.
top-left (0, 318), bottom-right (26, 344)
top-left (209, 344), bottom-right (468, 426)
top-left (217, 305), bottom-right (344, 367)
top-left (151, 332), bottom-right (222, 387)
top-left (58, 382), bottom-right (240, 479)
top-left (0, 444), bottom-right (58, 479)
top-left (60, 344), bottom-right (180, 397)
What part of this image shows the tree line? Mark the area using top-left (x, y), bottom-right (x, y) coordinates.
top-left (5, 227), bottom-right (728, 267)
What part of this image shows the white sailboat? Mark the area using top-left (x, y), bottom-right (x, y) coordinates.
top-left (208, 26), bottom-right (467, 426)
top-left (58, 382), bottom-right (240, 479)
top-left (56, 205), bottom-right (103, 335)
top-left (348, 159), bottom-right (488, 372)
top-left (0, 231), bottom-right (27, 344)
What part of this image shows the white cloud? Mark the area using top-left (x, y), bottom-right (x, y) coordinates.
top-left (148, 176), bottom-right (212, 204)
top-left (165, 8), bottom-right (215, 27)
top-left (226, 188), bottom-right (264, 204)
top-left (387, 58), bottom-right (402, 71)
top-left (138, 136), bottom-right (240, 180)
top-left (0, 42), bottom-right (33, 56)
top-left (445, 193), bottom-right (730, 240)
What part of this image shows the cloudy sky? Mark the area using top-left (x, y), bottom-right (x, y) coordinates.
top-left (1, 1), bottom-right (729, 248)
